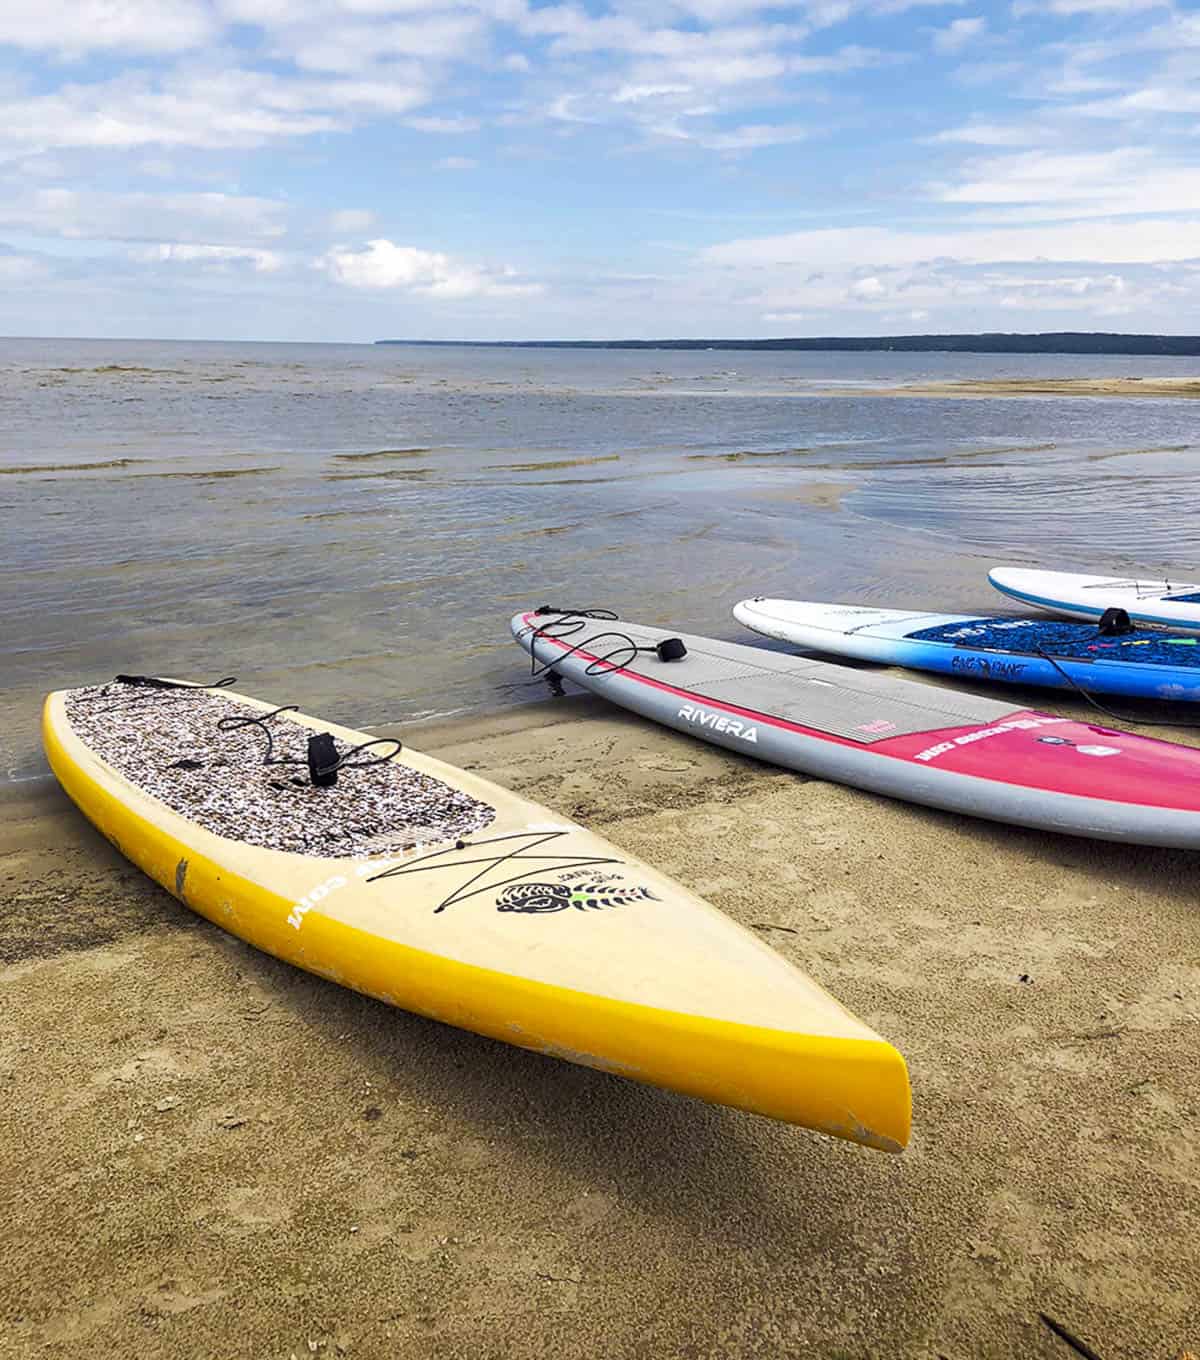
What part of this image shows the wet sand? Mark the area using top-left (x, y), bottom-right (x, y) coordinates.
top-left (820, 377), bottom-right (1200, 400)
top-left (3, 691), bottom-right (1198, 1359)
top-left (756, 481), bottom-right (857, 510)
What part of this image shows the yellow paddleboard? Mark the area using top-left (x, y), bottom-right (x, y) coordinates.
top-left (43, 679), bottom-right (910, 1150)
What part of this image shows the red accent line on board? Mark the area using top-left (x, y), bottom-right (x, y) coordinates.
top-left (518, 611), bottom-right (996, 752)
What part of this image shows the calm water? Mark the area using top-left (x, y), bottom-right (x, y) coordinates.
top-left (3, 338), bottom-right (1199, 782)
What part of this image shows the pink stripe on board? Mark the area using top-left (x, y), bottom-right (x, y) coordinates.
top-left (519, 612), bottom-right (1200, 811)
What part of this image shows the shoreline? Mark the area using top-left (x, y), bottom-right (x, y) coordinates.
top-left (814, 377), bottom-right (1200, 399)
top-left (4, 687), bottom-right (1199, 1357)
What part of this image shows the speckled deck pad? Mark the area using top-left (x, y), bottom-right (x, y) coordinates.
top-left (63, 683), bottom-right (496, 858)
top-left (907, 617), bottom-right (1200, 666)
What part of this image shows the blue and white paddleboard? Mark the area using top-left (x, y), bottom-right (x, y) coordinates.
top-left (733, 597), bottom-right (1200, 703)
top-left (989, 567), bottom-right (1200, 634)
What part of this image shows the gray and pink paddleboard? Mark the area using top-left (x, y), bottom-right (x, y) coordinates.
top-left (511, 610), bottom-right (1200, 849)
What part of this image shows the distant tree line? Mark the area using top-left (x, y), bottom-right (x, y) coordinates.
top-left (377, 332), bottom-right (1200, 356)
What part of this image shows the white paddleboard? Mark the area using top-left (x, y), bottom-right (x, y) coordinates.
top-left (989, 566), bottom-right (1200, 633)
top-left (733, 597), bottom-right (1200, 703)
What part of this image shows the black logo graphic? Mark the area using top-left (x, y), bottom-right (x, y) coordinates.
top-left (496, 881), bottom-right (660, 914)
top-left (367, 829), bottom-right (626, 914)
top-left (951, 653), bottom-right (1027, 680)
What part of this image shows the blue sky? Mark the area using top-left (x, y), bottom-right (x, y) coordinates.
top-left (1, 0), bottom-right (1197, 340)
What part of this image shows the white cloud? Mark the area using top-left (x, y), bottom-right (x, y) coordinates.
top-left (524, 11), bottom-right (808, 70)
top-left (136, 243), bottom-right (285, 271)
top-left (936, 147), bottom-right (1200, 217)
top-left (1076, 85), bottom-right (1200, 117)
top-left (646, 52), bottom-right (791, 87)
top-left (666, 0), bottom-right (808, 20)
top-left (407, 115), bottom-right (482, 132)
top-left (951, 57), bottom-right (1026, 86)
top-left (4, 154), bottom-right (69, 179)
top-left (327, 208), bottom-right (377, 233)
top-left (0, 0), bottom-right (215, 55)
top-left (321, 77), bottom-right (430, 113)
top-left (0, 73), bottom-right (337, 156)
top-left (3, 0), bottom-right (1196, 337)
top-left (1044, 71), bottom-right (1126, 97)
top-left (535, 31), bottom-right (890, 151)
top-left (991, 271), bottom-right (1137, 314)
top-left (995, 271), bottom-right (1128, 296)
top-left (931, 121), bottom-right (1040, 145)
top-left (0, 188), bottom-right (287, 243)
top-left (938, 147), bottom-right (1138, 202)
top-left (696, 249), bottom-right (1186, 327)
top-left (789, 44), bottom-right (890, 72)
top-left (873, 0), bottom-right (965, 12)
top-left (932, 16), bottom-right (985, 53)
top-left (1048, 11), bottom-right (1200, 71)
top-left (700, 217), bottom-right (1200, 271)
top-left (282, 14), bottom-right (489, 73)
top-left (0, 67), bottom-right (432, 158)
top-left (1013, 0), bottom-right (1166, 14)
top-left (320, 238), bottom-right (542, 297)
top-left (0, 252), bottom-right (48, 282)
top-left (613, 82), bottom-right (694, 103)
top-left (0, 1), bottom-right (904, 175)
top-left (696, 122), bottom-right (810, 150)
top-left (803, 0), bottom-right (853, 25)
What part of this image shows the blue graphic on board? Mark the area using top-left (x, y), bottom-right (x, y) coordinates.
top-left (732, 599), bottom-right (1200, 703)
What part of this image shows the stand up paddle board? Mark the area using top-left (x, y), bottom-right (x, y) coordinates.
top-left (512, 610), bottom-right (1200, 848)
top-left (733, 597), bottom-right (1200, 703)
top-left (43, 676), bottom-right (910, 1149)
top-left (990, 566), bottom-right (1200, 633)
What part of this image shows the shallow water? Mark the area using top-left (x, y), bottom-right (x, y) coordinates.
top-left (3, 338), bottom-right (1199, 782)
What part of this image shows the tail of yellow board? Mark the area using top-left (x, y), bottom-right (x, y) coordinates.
top-left (42, 690), bottom-right (911, 1151)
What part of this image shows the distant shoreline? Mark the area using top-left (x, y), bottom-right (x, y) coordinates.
top-left (377, 331), bottom-right (1200, 357)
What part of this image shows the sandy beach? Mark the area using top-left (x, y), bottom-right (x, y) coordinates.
top-left (7, 0), bottom-right (1200, 1338)
top-left (818, 377), bottom-right (1200, 400)
top-left (4, 686), bottom-right (1198, 1360)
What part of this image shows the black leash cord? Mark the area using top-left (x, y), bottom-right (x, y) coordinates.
top-left (534, 606), bottom-right (619, 622)
top-left (1033, 646), bottom-right (1200, 729)
top-left (216, 705), bottom-right (305, 767)
top-left (525, 609), bottom-right (666, 681)
top-left (93, 673), bottom-right (238, 712)
top-left (91, 672), bottom-right (403, 784)
top-left (957, 612), bottom-right (1200, 730)
top-left (115, 674), bottom-right (237, 691)
top-left (216, 707), bottom-right (403, 775)
top-left (333, 737), bottom-right (406, 771)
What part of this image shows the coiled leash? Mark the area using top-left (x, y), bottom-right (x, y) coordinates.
top-left (99, 673), bottom-right (402, 787)
top-left (215, 707), bottom-right (401, 788)
top-left (525, 606), bottom-right (688, 689)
